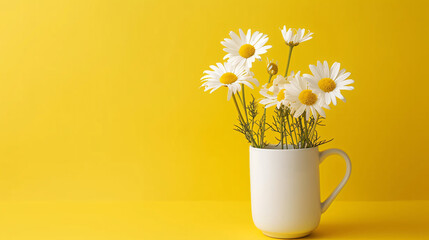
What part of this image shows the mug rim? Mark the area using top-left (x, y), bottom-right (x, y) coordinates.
top-left (250, 144), bottom-right (319, 152)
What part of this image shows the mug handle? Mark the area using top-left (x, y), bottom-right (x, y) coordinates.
top-left (319, 148), bottom-right (352, 213)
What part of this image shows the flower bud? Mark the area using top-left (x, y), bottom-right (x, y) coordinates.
top-left (267, 62), bottom-right (278, 75)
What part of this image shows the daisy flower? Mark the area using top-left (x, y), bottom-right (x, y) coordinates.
top-left (221, 29), bottom-right (271, 69)
top-left (303, 61), bottom-right (354, 106)
top-left (259, 72), bottom-right (294, 108)
top-left (285, 72), bottom-right (328, 120)
top-left (270, 72), bottom-right (293, 91)
top-left (281, 26), bottom-right (313, 46)
top-left (201, 62), bottom-right (259, 100)
top-left (259, 83), bottom-right (285, 109)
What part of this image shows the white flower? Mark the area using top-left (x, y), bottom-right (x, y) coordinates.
top-left (281, 26), bottom-right (313, 46)
top-left (271, 72), bottom-right (294, 90)
top-left (303, 61), bottom-right (354, 106)
top-left (201, 62), bottom-right (259, 100)
top-left (260, 84), bottom-right (285, 109)
top-left (221, 29), bottom-right (271, 69)
top-left (272, 75), bottom-right (286, 89)
top-left (259, 72), bottom-right (294, 108)
top-left (285, 72), bottom-right (328, 120)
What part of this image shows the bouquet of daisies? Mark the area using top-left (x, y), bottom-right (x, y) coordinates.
top-left (201, 27), bottom-right (354, 149)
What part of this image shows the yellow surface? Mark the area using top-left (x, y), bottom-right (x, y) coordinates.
top-left (0, 0), bottom-right (429, 203)
top-left (0, 201), bottom-right (427, 239)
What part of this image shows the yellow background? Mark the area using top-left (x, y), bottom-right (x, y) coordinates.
top-left (0, 0), bottom-right (428, 202)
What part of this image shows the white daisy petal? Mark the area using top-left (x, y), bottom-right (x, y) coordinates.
top-left (201, 62), bottom-right (259, 101)
top-left (240, 80), bottom-right (254, 89)
top-left (315, 105), bottom-right (326, 117)
top-left (309, 64), bottom-right (322, 79)
top-left (325, 94), bottom-right (331, 105)
top-left (229, 31), bottom-right (241, 44)
top-left (283, 72), bottom-right (327, 118)
top-left (334, 90), bottom-right (345, 100)
top-left (250, 32), bottom-right (262, 45)
top-left (222, 29), bottom-right (271, 69)
top-left (247, 29), bottom-right (253, 42)
top-left (305, 61), bottom-right (354, 107)
top-left (340, 79), bottom-right (354, 86)
top-left (209, 85), bottom-right (223, 93)
top-left (294, 105), bottom-right (306, 118)
top-left (227, 88), bottom-right (232, 100)
top-left (341, 86), bottom-right (354, 90)
top-left (335, 72), bottom-right (351, 82)
top-left (316, 61), bottom-right (324, 76)
top-left (266, 102), bottom-right (277, 108)
top-left (331, 92), bottom-right (337, 105)
top-left (280, 26), bottom-right (313, 46)
top-left (239, 29), bottom-right (246, 41)
top-left (323, 61), bottom-right (330, 78)
top-left (330, 62), bottom-right (340, 80)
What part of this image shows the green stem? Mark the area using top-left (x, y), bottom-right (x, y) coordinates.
top-left (283, 113), bottom-right (288, 149)
top-left (267, 75), bottom-right (273, 85)
top-left (292, 116), bottom-right (299, 148)
top-left (241, 84), bottom-right (249, 125)
top-left (232, 93), bottom-right (257, 147)
top-left (279, 107), bottom-right (288, 149)
top-left (236, 92), bottom-right (243, 105)
top-left (298, 115), bottom-right (305, 148)
top-left (308, 114), bottom-right (319, 147)
top-left (303, 114), bottom-right (310, 148)
top-left (283, 45), bottom-right (294, 148)
top-left (284, 46), bottom-right (294, 77)
top-left (285, 113), bottom-right (296, 149)
top-left (260, 110), bottom-right (267, 147)
top-left (259, 75), bottom-right (273, 147)
top-left (281, 119), bottom-right (284, 149)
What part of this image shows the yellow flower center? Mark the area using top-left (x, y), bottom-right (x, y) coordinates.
top-left (299, 90), bottom-right (317, 106)
top-left (277, 89), bottom-right (286, 101)
top-left (219, 72), bottom-right (238, 84)
top-left (318, 78), bottom-right (336, 92)
top-left (239, 44), bottom-right (255, 58)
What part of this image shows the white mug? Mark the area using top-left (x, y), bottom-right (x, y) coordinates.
top-left (249, 145), bottom-right (351, 238)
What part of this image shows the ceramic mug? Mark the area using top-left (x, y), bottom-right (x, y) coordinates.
top-left (249, 145), bottom-right (351, 238)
